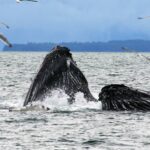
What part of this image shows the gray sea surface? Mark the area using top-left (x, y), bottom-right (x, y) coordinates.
top-left (1, 52), bottom-right (150, 150)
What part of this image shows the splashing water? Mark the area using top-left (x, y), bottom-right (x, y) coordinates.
top-left (7, 89), bottom-right (101, 112)
top-left (43, 90), bottom-right (102, 112)
top-left (1, 52), bottom-right (150, 149)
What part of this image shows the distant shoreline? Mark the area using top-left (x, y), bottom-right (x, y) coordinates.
top-left (3, 40), bottom-right (150, 52)
top-left (0, 50), bottom-right (150, 53)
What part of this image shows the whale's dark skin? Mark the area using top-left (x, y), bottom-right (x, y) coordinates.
top-left (99, 84), bottom-right (150, 111)
top-left (23, 45), bottom-right (150, 111)
top-left (23, 46), bottom-right (97, 106)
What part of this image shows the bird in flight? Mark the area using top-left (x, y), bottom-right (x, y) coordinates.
top-left (0, 33), bottom-right (12, 47)
top-left (121, 47), bottom-right (150, 61)
top-left (16, 0), bottom-right (38, 3)
top-left (0, 22), bottom-right (10, 29)
top-left (137, 16), bottom-right (150, 20)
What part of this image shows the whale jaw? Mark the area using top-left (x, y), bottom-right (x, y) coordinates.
top-left (99, 84), bottom-right (150, 111)
top-left (24, 46), bottom-right (96, 106)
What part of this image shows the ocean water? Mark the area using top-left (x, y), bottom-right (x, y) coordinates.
top-left (1, 52), bottom-right (150, 149)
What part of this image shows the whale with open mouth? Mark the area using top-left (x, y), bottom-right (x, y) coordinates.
top-left (23, 46), bottom-right (97, 107)
top-left (23, 45), bottom-right (150, 111)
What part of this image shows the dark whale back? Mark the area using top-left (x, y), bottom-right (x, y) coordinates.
top-left (99, 84), bottom-right (150, 111)
top-left (24, 46), bottom-right (96, 106)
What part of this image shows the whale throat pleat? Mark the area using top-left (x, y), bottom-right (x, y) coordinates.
top-left (99, 84), bottom-right (150, 111)
top-left (23, 47), bottom-right (95, 106)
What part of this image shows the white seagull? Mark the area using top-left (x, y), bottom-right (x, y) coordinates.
top-left (137, 16), bottom-right (150, 20)
top-left (0, 33), bottom-right (12, 47)
top-left (16, 0), bottom-right (38, 3)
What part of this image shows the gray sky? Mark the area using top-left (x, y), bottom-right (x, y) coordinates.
top-left (0, 0), bottom-right (150, 49)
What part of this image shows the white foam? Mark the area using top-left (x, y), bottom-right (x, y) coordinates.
top-left (42, 90), bottom-right (102, 112)
top-left (6, 90), bottom-right (101, 112)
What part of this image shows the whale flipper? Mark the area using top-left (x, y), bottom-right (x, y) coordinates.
top-left (24, 46), bottom-right (96, 106)
top-left (99, 84), bottom-right (150, 111)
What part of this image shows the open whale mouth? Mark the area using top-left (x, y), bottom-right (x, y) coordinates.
top-left (23, 45), bottom-right (150, 112)
top-left (23, 46), bottom-right (96, 107)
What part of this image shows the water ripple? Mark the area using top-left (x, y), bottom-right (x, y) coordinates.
top-left (1, 52), bottom-right (150, 149)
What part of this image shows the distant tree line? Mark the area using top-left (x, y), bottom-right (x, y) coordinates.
top-left (3, 40), bottom-right (150, 52)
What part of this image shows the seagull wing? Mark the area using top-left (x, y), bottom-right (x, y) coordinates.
top-left (16, 0), bottom-right (38, 2)
top-left (16, 0), bottom-right (20, 3)
top-left (0, 33), bottom-right (12, 47)
top-left (137, 16), bottom-right (150, 20)
top-left (0, 22), bottom-right (9, 29)
top-left (28, 0), bottom-right (38, 2)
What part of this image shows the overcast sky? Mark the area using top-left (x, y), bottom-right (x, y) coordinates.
top-left (0, 0), bottom-right (150, 49)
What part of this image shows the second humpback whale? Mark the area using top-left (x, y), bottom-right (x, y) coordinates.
top-left (23, 46), bottom-right (97, 107)
top-left (98, 84), bottom-right (150, 111)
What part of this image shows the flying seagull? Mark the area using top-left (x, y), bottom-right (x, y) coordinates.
top-left (0, 22), bottom-right (9, 29)
top-left (0, 33), bottom-right (12, 47)
top-left (16, 0), bottom-right (38, 3)
top-left (121, 47), bottom-right (150, 61)
top-left (137, 16), bottom-right (150, 20)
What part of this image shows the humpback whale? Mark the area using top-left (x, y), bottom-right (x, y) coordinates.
top-left (98, 84), bottom-right (150, 111)
top-left (23, 45), bottom-right (150, 111)
top-left (23, 46), bottom-right (97, 107)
